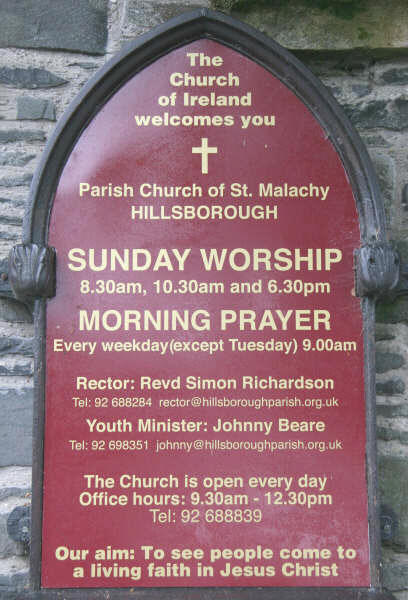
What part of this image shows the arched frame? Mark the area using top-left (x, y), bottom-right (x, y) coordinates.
top-left (15, 9), bottom-right (397, 600)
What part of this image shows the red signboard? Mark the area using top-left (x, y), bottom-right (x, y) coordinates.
top-left (41, 39), bottom-right (369, 588)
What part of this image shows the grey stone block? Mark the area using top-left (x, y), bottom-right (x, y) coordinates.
top-left (0, 215), bottom-right (23, 227)
top-left (0, 389), bottom-right (33, 467)
top-left (69, 61), bottom-right (100, 70)
top-left (0, 152), bottom-right (35, 167)
top-left (377, 297), bottom-right (408, 325)
top-left (0, 363), bottom-right (33, 377)
top-left (344, 99), bottom-right (388, 129)
top-left (345, 97), bottom-right (408, 131)
top-left (0, 300), bottom-right (32, 324)
top-left (376, 351), bottom-right (405, 374)
top-left (0, 67), bottom-right (66, 89)
top-left (350, 84), bottom-right (371, 98)
top-left (324, 83), bottom-right (342, 99)
top-left (377, 241), bottom-right (408, 323)
top-left (0, 489), bottom-right (30, 503)
top-left (369, 151), bottom-right (396, 211)
top-left (377, 404), bottom-right (408, 418)
top-left (0, 338), bottom-right (34, 357)
top-left (376, 379), bottom-right (405, 396)
top-left (0, 173), bottom-right (32, 188)
top-left (0, 197), bottom-right (26, 209)
top-left (0, 467), bottom-right (31, 502)
top-left (0, 230), bottom-right (20, 241)
top-left (383, 560), bottom-right (408, 592)
top-left (389, 97), bottom-right (408, 130)
top-left (224, 0), bottom-right (408, 51)
top-left (17, 96), bottom-right (56, 121)
top-left (0, 557), bottom-right (29, 592)
top-left (375, 324), bottom-right (396, 341)
top-left (126, 1), bottom-right (205, 29)
top-left (360, 133), bottom-right (391, 148)
top-left (378, 427), bottom-right (408, 444)
top-left (0, 260), bottom-right (13, 300)
top-left (379, 456), bottom-right (408, 551)
top-left (0, 130), bottom-right (45, 143)
top-left (0, 499), bottom-right (28, 559)
top-left (403, 184), bottom-right (408, 213)
top-left (380, 67), bottom-right (408, 85)
top-left (0, 0), bottom-right (108, 55)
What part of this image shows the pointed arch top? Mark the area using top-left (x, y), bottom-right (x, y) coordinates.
top-left (25, 8), bottom-right (384, 246)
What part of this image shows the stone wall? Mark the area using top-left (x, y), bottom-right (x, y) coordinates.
top-left (0, 0), bottom-right (407, 596)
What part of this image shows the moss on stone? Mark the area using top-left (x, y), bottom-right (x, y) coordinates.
top-left (212, 0), bottom-right (368, 20)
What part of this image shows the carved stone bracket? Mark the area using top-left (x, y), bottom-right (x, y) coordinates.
top-left (8, 243), bottom-right (56, 302)
top-left (354, 243), bottom-right (400, 300)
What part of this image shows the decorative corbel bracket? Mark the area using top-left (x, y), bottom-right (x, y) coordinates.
top-left (354, 242), bottom-right (401, 300)
top-left (8, 243), bottom-right (56, 303)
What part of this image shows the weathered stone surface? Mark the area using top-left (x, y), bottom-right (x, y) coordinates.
top-left (0, 259), bottom-right (11, 298)
top-left (350, 83), bottom-right (371, 98)
top-left (389, 97), bottom-right (408, 130)
top-left (345, 97), bottom-right (408, 131)
top-left (383, 560), bottom-right (408, 592)
top-left (0, 173), bottom-right (32, 188)
top-left (375, 323), bottom-right (396, 341)
top-left (380, 456), bottom-right (408, 552)
top-left (296, 53), bottom-right (368, 80)
top-left (395, 240), bottom-right (408, 265)
top-left (344, 99), bottom-right (386, 129)
top-left (0, 467), bottom-right (31, 502)
top-left (324, 83), bottom-right (342, 99)
top-left (361, 133), bottom-right (391, 148)
top-left (0, 1), bottom-right (108, 55)
top-left (376, 243), bottom-right (408, 319)
top-left (0, 363), bottom-right (32, 377)
top-left (376, 351), bottom-right (405, 374)
top-left (0, 130), bottom-right (45, 143)
top-left (17, 96), bottom-right (55, 121)
top-left (378, 426), bottom-right (408, 444)
top-left (0, 215), bottom-right (23, 227)
top-left (220, 0), bottom-right (408, 51)
top-left (0, 389), bottom-right (33, 467)
top-left (377, 404), bottom-right (408, 418)
top-left (69, 61), bottom-right (100, 70)
top-left (0, 197), bottom-right (26, 209)
top-left (0, 152), bottom-right (35, 167)
top-left (0, 338), bottom-right (33, 357)
top-left (0, 556), bottom-right (28, 591)
top-left (0, 498), bottom-right (28, 559)
top-left (380, 67), bottom-right (408, 85)
top-left (0, 300), bottom-right (32, 324)
top-left (377, 297), bottom-right (408, 324)
top-left (403, 184), bottom-right (408, 213)
top-left (0, 230), bottom-right (20, 241)
top-left (376, 379), bottom-right (405, 396)
top-left (0, 67), bottom-right (66, 89)
top-left (125, 1), bottom-right (206, 30)
top-left (369, 150), bottom-right (396, 213)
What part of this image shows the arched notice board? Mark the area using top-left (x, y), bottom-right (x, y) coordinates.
top-left (9, 9), bottom-right (400, 600)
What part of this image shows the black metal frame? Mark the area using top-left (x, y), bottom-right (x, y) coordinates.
top-left (9, 8), bottom-right (398, 599)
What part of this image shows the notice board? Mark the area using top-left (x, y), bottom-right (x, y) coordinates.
top-left (9, 10), bottom-right (399, 600)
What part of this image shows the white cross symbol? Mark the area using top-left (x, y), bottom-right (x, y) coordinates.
top-left (192, 138), bottom-right (218, 174)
